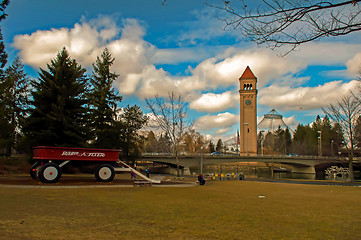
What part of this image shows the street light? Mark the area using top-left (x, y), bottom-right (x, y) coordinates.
top-left (200, 146), bottom-right (203, 174)
top-left (318, 130), bottom-right (322, 157)
top-left (244, 123), bottom-right (248, 156)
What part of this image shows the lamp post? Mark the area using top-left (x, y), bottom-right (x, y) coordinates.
top-left (318, 130), bottom-right (322, 157)
top-left (200, 146), bottom-right (203, 174)
top-left (244, 123), bottom-right (248, 156)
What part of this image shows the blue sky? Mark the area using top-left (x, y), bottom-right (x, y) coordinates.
top-left (2, 0), bottom-right (361, 141)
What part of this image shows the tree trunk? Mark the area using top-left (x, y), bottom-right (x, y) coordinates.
top-left (348, 157), bottom-right (354, 182)
top-left (176, 154), bottom-right (180, 177)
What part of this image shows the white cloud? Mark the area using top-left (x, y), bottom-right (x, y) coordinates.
top-left (259, 80), bottom-right (359, 111)
top-left (189, 91), bottom-right (238, 112)
top-left (116, 65), bottom-right (207, 99)
top-left (346, 52), bottom-right (361, 75)
top-left (215, 128), bottom-right (229, 135)
top-left (13, 27), bottom-right (70, 68)
top-left (191, 48), bottom-right (306, 89)
top-left (13, 16), bottom-right (123, 68)
top-left (13, 16), bottom-right (216, 99)
top-left (130, 47), bottom-right (310, 100)
top-left (195, 112), bottom-right (238, 130)
top-left (151, 47), bottom-right (219, 65)
top-left (292, 42), bottom-right (361, 66)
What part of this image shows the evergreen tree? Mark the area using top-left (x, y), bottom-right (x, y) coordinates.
top-left (24, 48), bottom-right (89, 147)
top-left (271, 127), bottom-right (292, 155)
top-left (216, 139), bottom-right (223, 152)
top-left (208, 140), bottom-right (215, 153)
top-left (0, 0), bottom-right (10, 155)
top-left (119, 105), bottom-right (148, 158)
top-left (292, 115), bottom-right (345, 156)
top-left (319, 116), bottom-right (335, 156)
top-left (88, 48), bottom-right (122, 147)
top-left (292, 124), bottom-right (317, 155)
top-left (331, 122), bottom-right (344, 156)
top-left (0, 57), bottom-right (30, 155)
top-left (263, 131), bottom-right (276, 154)
top-left (282, 128), bottom-right (292, 155)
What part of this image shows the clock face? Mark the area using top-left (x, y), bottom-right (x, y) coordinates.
top-left (245, 99), bottom-right (252, 105)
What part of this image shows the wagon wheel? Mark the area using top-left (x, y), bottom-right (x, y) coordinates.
top-left (95, 164), bottom-right (115, 182)
top-left (38, 162), bottom-right (62, 183)
top-left (30, 162), bottom-right (41, 180)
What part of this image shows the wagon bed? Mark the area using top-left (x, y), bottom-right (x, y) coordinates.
top-left (33, 146), bottom-right (120, 162)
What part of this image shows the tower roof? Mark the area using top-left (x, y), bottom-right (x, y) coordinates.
top-left (240, 66), bottom-right (256, 79)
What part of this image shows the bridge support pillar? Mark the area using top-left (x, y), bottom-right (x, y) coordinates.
top-left (289, 166), bottom-right (316, 174)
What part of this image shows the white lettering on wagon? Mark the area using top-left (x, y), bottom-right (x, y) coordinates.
top-left (61, 151), bottom-right (105, 157)
top-left (88, 153), bottom-right (105, 157)
top-left (61, 151), bottom-right (79, 156)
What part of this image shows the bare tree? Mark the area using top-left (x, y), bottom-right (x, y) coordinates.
top-left (322, 93), bottom-right (361, 182)
top-left (207, 0), bottom-right (361, 54)
top-left (146, 92), bottom-right (193, 176)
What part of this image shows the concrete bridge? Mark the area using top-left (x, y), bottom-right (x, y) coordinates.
top-left (138, 154), bottom-right (360, 175)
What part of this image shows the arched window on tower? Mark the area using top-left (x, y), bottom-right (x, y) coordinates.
top-left (244, 84), bottom-right (247, 90)
top-left (250, 84), bottom-right (253, 90)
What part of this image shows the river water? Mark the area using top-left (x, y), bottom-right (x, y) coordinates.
top-left (188, 165), bottom-right (361, 181)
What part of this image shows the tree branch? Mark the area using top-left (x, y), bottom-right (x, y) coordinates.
top-left (207, 0), bottom-right (361, 54)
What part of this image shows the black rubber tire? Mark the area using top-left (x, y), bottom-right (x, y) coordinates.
top-left (38, 162), bottom-right (62, 183)
top-left (30, 162), bottom-right (41, 180)
top-left (95, 164), bottom-right (115, 182)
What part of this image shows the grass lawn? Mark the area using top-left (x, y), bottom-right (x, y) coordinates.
top-left (1, 180), bottom-right (361, 240)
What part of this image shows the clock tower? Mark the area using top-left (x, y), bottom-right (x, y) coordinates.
top-left (239, 66), bottom-right (257, 155)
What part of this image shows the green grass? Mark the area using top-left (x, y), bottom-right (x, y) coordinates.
top-left (1, 181), bottom-right (361, 240)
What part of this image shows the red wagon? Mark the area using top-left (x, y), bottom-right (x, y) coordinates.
top-left (31, 146), bottom-right (121, 183)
